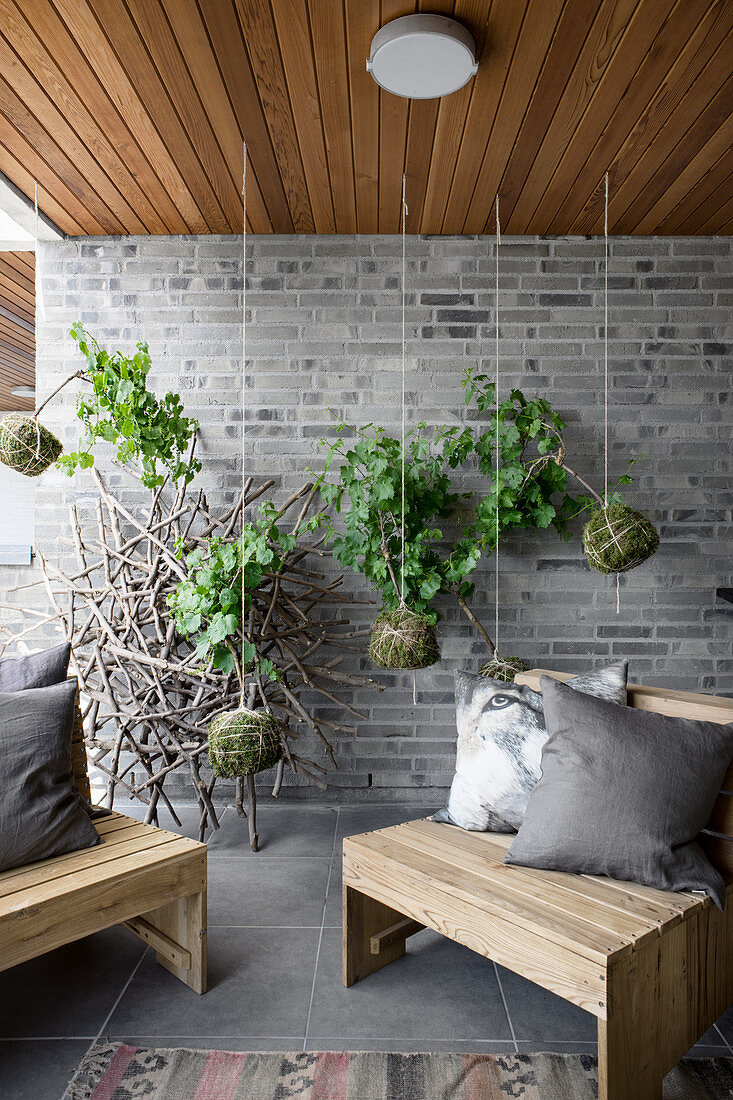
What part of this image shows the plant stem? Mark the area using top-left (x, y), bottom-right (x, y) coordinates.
top-left (560, 462), bottom-right (604, 505)
top-left (456, 593), bottom-right (496, 654)
top-left (377, 514), bottom-right (402, 602)
top-left (34, 370), bottom-right (88, 419)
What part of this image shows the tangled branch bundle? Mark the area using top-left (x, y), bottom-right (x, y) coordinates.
top-left (3, 467), bottom-right (376, 840)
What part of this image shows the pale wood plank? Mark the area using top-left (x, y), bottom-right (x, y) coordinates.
top-left (344, 844), bottom-right (608, 1015)
top-left (516, 669), bottom-right (733, 723)
top-left (398, 818), bottom-right (689, 936)
top-left (143, 887), bottom-right (207, 994)
top-left (346, 829), bottom-right (625, 962)
top-left (0, 827), bottom-right (196, 901)
top-left (0, 847), bottom-right (205, 974)
top-left (343, 885), bottom-right (407, 986)
top-left (370, 917), bottom-right (425, 955)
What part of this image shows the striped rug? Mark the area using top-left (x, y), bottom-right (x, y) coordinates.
top-left (67, 1042), bottom-right (733, 1099)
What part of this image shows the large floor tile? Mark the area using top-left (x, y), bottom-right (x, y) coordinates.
top-left (110, 1036), bottom-right (306, 1051)
top-left (336, 805), bottom-right (440, 842)
top-left (322, 859), bottom-right (343, 927)
top-left (0, 927), bottom-right (145, 1038)
top-left (306, 1038), bottom-right (517, 1053)
top-left (306, 928), bottom-right (512, 1043)
top-left (105, 927), bottom-right (320, 1039)
top-left (0, 1039), bottom-right (90, 1100)
top-left (112, 800), bottom-right (215, 841)
top-left (496, 966), bottom-right (597, 1042)
top-left (207, 805), bottom-right (338, 858)
top-left (207, 857), bottom-right (331, 927)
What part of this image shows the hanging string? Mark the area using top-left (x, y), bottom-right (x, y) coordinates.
top-left (494, 194), bottom-right (501, 655)
top-left (604, 172), bottom-right (609, 509)
top-left (400, 176), bottom-right (417, 703)
top-left (400, 173), bottom-right (407, 607)
top-left (602, 172), bottom-right (620, 614)
top-left (34, 180), bottom-right (45, 334)
top-left (240, 142), bottom-right (248, 706)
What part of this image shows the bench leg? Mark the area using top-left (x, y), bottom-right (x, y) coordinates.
top-left (143, 889), bottom-right (207, 994)
top-left (343, 885), bottom-right (409, 987)
top-left (598, 942), bottom-right (663, 1100)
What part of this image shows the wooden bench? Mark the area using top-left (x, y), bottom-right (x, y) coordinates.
top-left (0, 685), bottom-right (207, 993)
top-left (343, 670), bottom-right (733, 1100)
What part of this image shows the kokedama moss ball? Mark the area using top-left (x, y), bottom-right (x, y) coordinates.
top-left (207, 708), bottom-right (282, 778)
top-left (0, 413), bottom-right (63, 477)
top-left (478, 656), bottom-right (529, 683)
top-left (583, 504), bottom-right (659, 575)
top-left (369, 607), bottom-right (440, 670)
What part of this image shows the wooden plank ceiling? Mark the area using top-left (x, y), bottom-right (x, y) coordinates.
top-left (0, 0), bottom-right (731, 236)
top-left (0, 252), bottom-right (34, 412)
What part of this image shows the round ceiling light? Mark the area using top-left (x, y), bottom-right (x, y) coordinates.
top-left (11, 385), bottom-right (35, 399)
top-left (367, 14), bottom-right (478, 99)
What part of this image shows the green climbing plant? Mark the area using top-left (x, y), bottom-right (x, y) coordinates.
top-left (168, 502), bottom-right (321, 682)
top-left (314, 368), bottom-right (642, 646)
top-left (56, 323), bottom-right (201, 490)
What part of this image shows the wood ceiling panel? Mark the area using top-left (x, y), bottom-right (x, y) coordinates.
top-left (0, 252), bottom-right (34, 413)
top-left (0, 1), bottom-right (728, 235)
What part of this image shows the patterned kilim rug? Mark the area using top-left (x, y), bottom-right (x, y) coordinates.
top-left (66, 1042), bottom-right (733, 1099)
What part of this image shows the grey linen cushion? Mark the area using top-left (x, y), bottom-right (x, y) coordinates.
top-left (504, 675), bottom-right (733, 909)
top-left (0, 680), bottom-right (101, 873)
top-left (0, 642), bottom-right (71, 691)
top-left (431, 660), bottom-right (628, 832)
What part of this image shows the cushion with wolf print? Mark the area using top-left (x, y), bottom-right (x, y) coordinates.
top-left (431, 661), bottom-right (628, 833)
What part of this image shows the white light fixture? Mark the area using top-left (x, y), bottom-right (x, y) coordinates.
top-left (367, 14), bottom-right (478, 99)
top-left (11, 386), bottom-right (35, 399)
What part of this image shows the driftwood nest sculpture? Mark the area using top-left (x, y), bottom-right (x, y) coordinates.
top-left (3, 466), bottom-right (376, 842)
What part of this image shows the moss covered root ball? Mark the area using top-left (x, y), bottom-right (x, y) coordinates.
top-left (0, 414), bottom-right (63, 477)
top-left (369, 607), bottom-right (440, 670)
top-left (207, 708), bottom-right (282, 778)
top-left (583, 504), bottom-right (659, 575)
top-left (478, 656), bottom-right (529, 683)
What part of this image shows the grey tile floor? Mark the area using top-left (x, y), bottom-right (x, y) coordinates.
top-left (2, 801), bottom-right (732, 1099)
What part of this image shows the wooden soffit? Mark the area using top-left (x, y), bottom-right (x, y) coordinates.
top-left (0, 0), bottom-right (731, 236)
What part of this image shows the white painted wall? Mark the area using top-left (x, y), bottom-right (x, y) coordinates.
top-left (0, 457), bottom-right (35, 562)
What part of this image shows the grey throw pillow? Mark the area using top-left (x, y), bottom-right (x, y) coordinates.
top-left (0, 642), bottom-right (71, 691)
top-left (0, 680), bottom-right (101, 873)
top-left (504, 676), bottom-right (733, 909)
top-left (431, 660), bottom-right (628, 832)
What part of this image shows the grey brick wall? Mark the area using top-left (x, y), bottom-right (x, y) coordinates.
top-left (3, 233), bottom-right (731, 797)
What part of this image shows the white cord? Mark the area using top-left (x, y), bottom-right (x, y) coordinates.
top-left (241, 142), bottom-right (247, 706)
top-left (495, 194), bottom-right (500, 655)
top-left (400, 173), bottom-right (407, 605)
top-left (604, 171), bottom-right (609, 508)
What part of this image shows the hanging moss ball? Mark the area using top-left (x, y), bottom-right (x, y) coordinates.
top-left (369, 607), bottom-right (440, 670)
top-left (583, 504), bottom-right (659, 575)
top-left (207, 708), bottom-right (282, 778)
top-left (478, 656), bottom-right (529, 683)
top-left (0, 413), bottom-right (63, 477)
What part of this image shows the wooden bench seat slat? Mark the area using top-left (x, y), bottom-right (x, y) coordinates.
top-left (413, 822), bottom-right (702, 924)
top-left (346, 830), bottom-right (628, 963)
top-left (344, 844), bottom-right (609, 1016)
top-left (0, 835), bottom-right (201, 919)
top-left (391, 819), bottom-right (694, 944)
top-left (0, 829), bottom-right (193, 903)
